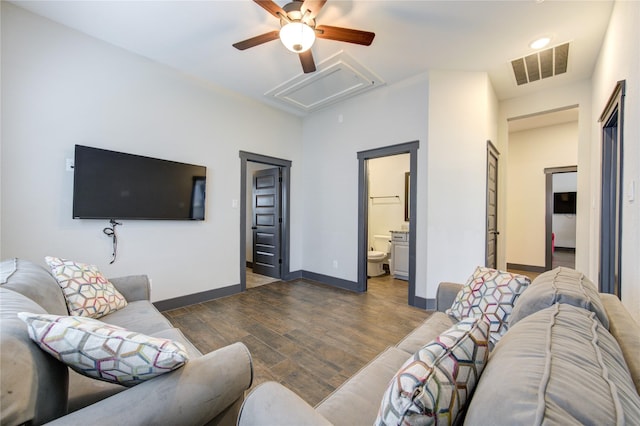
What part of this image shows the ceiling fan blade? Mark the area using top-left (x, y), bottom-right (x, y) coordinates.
top-left (253, 0), bottom-right (286, 19)
top-left (316, 25), bottom-right (375, 46)
top-left (299, 50), bottom-right (316, 73)
top-left (232, 30), bottom-right (280, 50)
top-left (301, 0), bottom-right (327, 20)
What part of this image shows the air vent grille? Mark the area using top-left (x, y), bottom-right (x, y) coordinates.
top-left (511, 43), bottom-right (569, 86)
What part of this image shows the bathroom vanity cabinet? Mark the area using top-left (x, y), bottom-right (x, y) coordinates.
top-left (390, 231), bottom-right (409, 280)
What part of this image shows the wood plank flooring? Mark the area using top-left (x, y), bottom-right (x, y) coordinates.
top-left (162, 274), bottom-right (431, 407)
top-left (508, 250), bottom-right (576, 281)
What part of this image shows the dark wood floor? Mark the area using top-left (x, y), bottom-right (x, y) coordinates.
top-left (508, 250), bottom-right (576, 281)
top-left (162, 274), bottom-right (431, 406)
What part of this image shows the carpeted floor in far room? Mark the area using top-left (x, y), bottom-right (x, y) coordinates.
top-left (162, 273), bottom-right (429, 406)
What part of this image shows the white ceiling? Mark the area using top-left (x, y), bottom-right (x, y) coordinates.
top-left (11, 0), bottom-right (614, 116)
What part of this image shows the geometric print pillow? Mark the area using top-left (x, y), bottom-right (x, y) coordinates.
top-left (18, 312), bottom-right (189, 387)
top-left (446, 266), bottom-right (530, 346)
top-left (375, 318), bottom-right (490, 426)
top-left (45, 256), bottom-right (127, 319)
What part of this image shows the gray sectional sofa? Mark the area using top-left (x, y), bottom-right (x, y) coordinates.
top-left (0, 258), bottom-right (253, 426)
top-left (238, 267), bottom-right (640, 425)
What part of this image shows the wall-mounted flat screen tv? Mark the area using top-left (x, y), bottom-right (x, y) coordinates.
top-left (73, 145), bottom-right (206, 220)
top-left (553, 191), bottom-right (577, 214)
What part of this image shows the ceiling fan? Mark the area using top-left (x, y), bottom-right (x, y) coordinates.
top-left (232, 0), bottom-right (375, 74)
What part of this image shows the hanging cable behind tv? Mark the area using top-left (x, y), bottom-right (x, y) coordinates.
top-left (103, 219), bottom-right (122, 264)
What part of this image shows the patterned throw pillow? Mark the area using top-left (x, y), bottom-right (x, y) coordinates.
top-left (18, 312), bottom-right (189, 387)
top-left (45, 256), bottom-right (127, 318)
top-left (375, 318), bottom-right (489, 426)
top-left (446, 266), bottom-right (530, 345)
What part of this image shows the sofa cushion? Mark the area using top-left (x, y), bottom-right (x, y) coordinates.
top-left (1, 258), bottom-right (68, 315)
top-left (98, 300), bottom-right (176, 336)
top-left (465, 303), bottom-right (640, 425)
top-left (396, 311), bottom-right (457, 354)
top-left (375, 318), bottom-right (489, 426)
top-left (0, 288), bottom-right (68, 425)
top-left (65, 328), bottom-right (203, 413)
top-left (316, 347), bottom-right (410, 426)
top-left (19, 312), bottom-right (190, 387)
top-left (45, 256), bottom-right (128, 318)
top-left (446, 266), bottom-right (530, 345)
top-left (65, 318), bottom-right (203, 413)
top-left (510, 267), bottom-right (609, 329)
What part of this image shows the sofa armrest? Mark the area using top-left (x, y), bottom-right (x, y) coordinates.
top-left (436, 282), bottom-right (463, 313)
top-left (600, 293), bottom-right (640, 395)
top-left (238, 382), bottom-right (332, 426)
top-left (45, 342), bottom-right (253, 426)
top-left (108, 275), bottom-right (151, 302)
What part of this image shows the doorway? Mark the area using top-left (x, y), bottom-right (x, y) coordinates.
top-left (599, 80), bottom-right (625, 296)
top-left (250, 167), bottom-right (282, 279)
top-left (357, 141), bottom-right (419, 307)
top-left (367, 154), bottom-right (410, 297)
top-left (486, 141), bottom-right (499, 269)
top-left (239, 151), bottom-right (292, 291)
top-left (506, 106), bottom-right (579, 274)
top-left (544, 167), bottom-right (577, 270)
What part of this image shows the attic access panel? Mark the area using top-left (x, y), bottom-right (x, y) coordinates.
top-left (265, 51), bottom-right (385, 113)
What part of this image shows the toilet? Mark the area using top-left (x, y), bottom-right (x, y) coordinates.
top-left (367, 235), bottom-right (391, 277)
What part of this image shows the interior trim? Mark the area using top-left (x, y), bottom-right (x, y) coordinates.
top-left (239, 151), bottom-right (292, 292)
top-left (357, 141), bottom-right (419, 307)
top-left (506, 263), bottom-right (546, 273)
top-left (153, 272), bottom-right (433, 311)
top-left (544, 165), bottom-right (578, 271)
top-left (154, 284), bottom-right (242, 312)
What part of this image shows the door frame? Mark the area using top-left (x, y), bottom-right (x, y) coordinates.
top-left (239, 151), bottom-right (292, 292)
top-left (598, 80), bottom-right (625, 295)
top-left (544, 166), bottom-right (578, 271)
top-left (357, 141), bottom-right (419, 307)
top-left (485, 141), bottom-right (500, 269)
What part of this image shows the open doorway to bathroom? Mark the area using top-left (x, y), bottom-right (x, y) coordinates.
top-left (367, 154), bottom-right (411, 303)
top-left (239, 151), bottom-right (292, 291)
top-left (357, 141), bottom-right (419, 307)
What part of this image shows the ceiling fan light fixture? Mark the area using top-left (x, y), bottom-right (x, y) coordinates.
top-left (280, 21), bottom-right (315, 53)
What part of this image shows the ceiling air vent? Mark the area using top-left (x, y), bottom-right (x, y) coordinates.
top-left (511, 43), bottom-right (569, 86)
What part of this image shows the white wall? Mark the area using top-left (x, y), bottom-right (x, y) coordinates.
top-left (301, 70), bottom-right (497, 300)
top-left (425, 71), bottom-right (499, 291)
top-left (553, 172), bottom-right (577, 249)
top-left (368, 154), bottom-right (410, 247)
top-left (301, 74), bottom-right (429, 294)
top-left (0, 3), bottom-right (303, 302)
top-left (590, 0), bottom-right (640, 321)
top-left (506, 122), bottom-right (578, 266)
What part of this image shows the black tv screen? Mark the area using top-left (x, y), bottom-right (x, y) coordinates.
top-left (73, 145), bottom-right (206, 220)
top-left (553, 191), bottom-right (576, 214)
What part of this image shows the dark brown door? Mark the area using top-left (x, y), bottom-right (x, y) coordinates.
top-left (252, 168), bottom-right (281, 279)
top-left (486, 142), bottom-right (499, 269)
